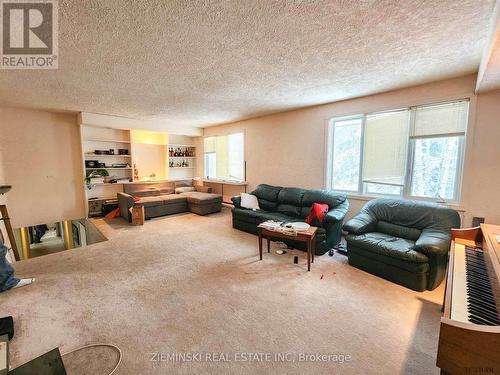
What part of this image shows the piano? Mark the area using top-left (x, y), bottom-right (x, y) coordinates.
top-left (437, 224), bottom-right (500, 375)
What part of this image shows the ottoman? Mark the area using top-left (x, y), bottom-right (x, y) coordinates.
top-left (180, 192), bottom-right (223, 215)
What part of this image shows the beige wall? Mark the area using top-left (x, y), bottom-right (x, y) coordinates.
top-left (130, 130), bottom-right (169, 180)
top-left (0, 106), bottom-right (86, 228)
top-left (203, 74), bottom-right (499, 227)
top-left (461, 89), bottom-right (500, 224)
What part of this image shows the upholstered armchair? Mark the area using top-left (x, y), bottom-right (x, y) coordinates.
top-left (343, 198), bottom-right (460, 291)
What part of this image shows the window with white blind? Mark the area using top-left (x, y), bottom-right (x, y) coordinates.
top-left (327, 100), bottom-right (469, 203)
top-left (204, 133), bottom-right (245, 181)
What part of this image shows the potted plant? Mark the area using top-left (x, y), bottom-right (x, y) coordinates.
top-left (85, 169), bottom-right (110, 189)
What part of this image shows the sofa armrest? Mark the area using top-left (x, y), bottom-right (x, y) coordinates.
top-left (195, 185), bottom-right (212, 193)
top-left (342, 212), bottom-right (377, 235)
top-left (324, 200), bottom-right (349, 225)
top-left (117, 192), bottom-right (134, 222)
top-left (231, 195), bottom-right (242, 208)
top-left (415, 228), bottom-right (451, 257)
top-left (322, 200), bottom-right (349, 248)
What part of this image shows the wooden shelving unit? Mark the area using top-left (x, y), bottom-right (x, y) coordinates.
top-left (168, 143), bottom-right (197, 179)
top-left (81, 125), bottom-right (134, 217)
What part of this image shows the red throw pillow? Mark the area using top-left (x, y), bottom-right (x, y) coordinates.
top-left (133, 196), bottom-right (141, 203)
top-left (305, 203), bottom-right (329, 226)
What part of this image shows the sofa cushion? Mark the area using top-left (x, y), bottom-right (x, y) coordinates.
top-left (232, 208), bottom-right (295, 225)
top-left (137, 196), bottom-right (165, 208)
top-left (376, 221), bottom-right (421, 241)
top-left (274, 187), bottom-right (304, 217)
top-left (360, 198), bottom-right (460, 231)
top-left (251, 184), bottom-right (282, 210)
top-left (232, 208), bottom-right (266, 224)
top-left (174, 179), bottom-right (194, 189)
top-left (133, 190), bottom-right (161, 197)
top-left (276, 204), bottom-right (301, 218)
top-left (175, 186), bottom-right (195, 193)
top-left (180, 192), bottom-right (222, 204)
top-left (161, 194), bottom-right (188, 205)
top-left (277, 187), bottom-right (306, 205)
top-left (252, 184), bottom-right (282, 201)
top-left (257, 198), bottom-right (277, 212)
top-left (346, 232), bottom-right (428, 263)
top-left (124, 182), bottom-right (175, 196)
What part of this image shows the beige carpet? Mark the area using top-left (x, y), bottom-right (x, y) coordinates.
top-left (1, 207), bottom-right (444, 374)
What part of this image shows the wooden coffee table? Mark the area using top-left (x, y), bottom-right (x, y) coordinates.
top-left (257, 225), bottom-right (317, 271)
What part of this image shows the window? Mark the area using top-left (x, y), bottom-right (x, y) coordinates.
top-left (330, 118), bottom-right (362, 192)
top-left (204, 152), bottom-right (216, 179)
top-left (203, 133), bottom-right (245, 181)
top-left (327, 100), bottom-right (469, 203)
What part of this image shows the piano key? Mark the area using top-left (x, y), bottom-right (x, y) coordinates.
top-left (468, 306), bottom-right (500, 323)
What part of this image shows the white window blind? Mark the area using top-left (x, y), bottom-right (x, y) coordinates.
top-left (412, 101), bottom-right (468, 138)
top-left (204, 136), bottom-right (216, 153)
top-left (203, 133), bottom-right (244, 180)
top-left (228, 133), bottom-right (244, 180)
top-left (362, 110), bottom-right (409, 187)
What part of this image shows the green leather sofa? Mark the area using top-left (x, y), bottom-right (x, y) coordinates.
top-left (343, 198), bottom-right (460, 291)
top-left (231, 184), bottom-right (349, 255)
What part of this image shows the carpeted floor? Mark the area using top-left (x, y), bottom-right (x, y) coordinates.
top-left (1, 207), bottom-right (444, 374)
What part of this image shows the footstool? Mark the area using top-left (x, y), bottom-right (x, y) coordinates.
top-left (180, 192), bottom-right (223, 215)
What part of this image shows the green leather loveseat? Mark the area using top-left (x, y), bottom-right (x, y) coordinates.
top-left (343, 198), bottom-right (460, 291)
top-left (231, 184), bottom-right (349, 255)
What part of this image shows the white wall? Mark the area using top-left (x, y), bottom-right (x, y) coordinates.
top-left (203, 74), bottom-right (500, 227)
top-left (0, 106), bottom-right (86, 228)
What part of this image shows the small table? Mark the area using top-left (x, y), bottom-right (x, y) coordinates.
top-left (257, 225), bottom-right (317, 271)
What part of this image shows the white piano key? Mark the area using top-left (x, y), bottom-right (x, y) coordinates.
top-left (451, 243), bottom-right (470, 323)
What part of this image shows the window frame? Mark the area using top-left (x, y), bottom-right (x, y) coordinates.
top-left (327, 99), bottom-right (469, 204)
top-left (328, 114), bottom-right (365, 193)
top-left (203, 131), bottom-right (246, 181)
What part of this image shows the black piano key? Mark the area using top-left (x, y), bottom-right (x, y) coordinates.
top-left (467, 314), bottom-right (497, 326)
top-left (466, 273), bottom-right (491, 283)
top-left (467, 280), bottom-right (491, 291)
top-left (468, 306), bottom-right (500, 323)
top-left (467, 304), bottom-right (498, 319)
top-left (467, 282), bottom-right (493, 294)
top-left (467, 277), bottom-right (491, 288)
top-left (467, 295), bottom-right (497, 310)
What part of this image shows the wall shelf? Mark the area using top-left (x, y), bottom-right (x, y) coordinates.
top-left (85, 153), bottom-right (131, 158)
top-left (84, 138), bottom-right (131, 144)
top-left (170, 167), bottom-right (195, 169)
top-left (91, 182), bottom-right (128, 186)
top-left (169, 157), bottom-right (196, 159)
top-left (85, 167), bottom-right (132, 170)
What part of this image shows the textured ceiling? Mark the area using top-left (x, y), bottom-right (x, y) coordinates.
top-left (477, 0), bottom-right (500, 92)
top-left (0, 0), bottom-right (496, 128)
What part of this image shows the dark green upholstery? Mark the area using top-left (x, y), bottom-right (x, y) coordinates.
top-left (231, 184), bottom-right (348, 255)
top-left (343, 198), bottom-right (460, 291)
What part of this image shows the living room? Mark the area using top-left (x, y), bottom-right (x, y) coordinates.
top-left (1, 1), bottom-right (500, 374)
